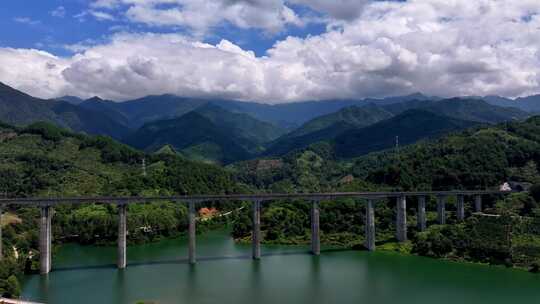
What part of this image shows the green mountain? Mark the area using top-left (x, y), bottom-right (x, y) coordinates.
top-left (80, 97), bottom-right (130, 127)
top-left (0, 120), bottom-right (239, 197)
top-left (284, 104), bottom-right (394, 138)
top-left (0, 82), bottom-right (59, 125)
top-left (264, 98), bottom-right (527, 157)
top-left (124, 111), bottom-right (256, 164)
top-left (515, 95), bottom-right (540, 113)
top-left (50, 101), bottom-right (131, 140)
top-left (111, 95), bottom-right (207, 128)
top-left (264, 122), bottom-right (355, 156)
top-left (263, 104), bottom-right (393, 156)
top-left (69, 93), bottom-right (429, 131)
top-left (195, 104), bottom-right (286, 145)
top-left (0, 82), bottom-right (130, 139)
top-left (384, 98), bottom-right (529, 123)
top-left (53, 95), bottom-right (85, 105)
top-left (353, 115), bottom-right (540, 191)
top-left (333, 109), bottom-right (478, 158)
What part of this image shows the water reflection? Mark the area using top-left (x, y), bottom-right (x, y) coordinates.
top-left (308, 256), bottom-right (322, 303)
top-left (21, 231), bottom-right (540, 304)
top-left (185, 264), bottom-right (198, 302)
top-left (248, 261), bottom-right (262, 300)
top-left (37, 275), bottom-right (49, 303)
top-left (113, 270), bottom-right (126, 303)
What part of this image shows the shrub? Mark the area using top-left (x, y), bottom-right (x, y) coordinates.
top-left (23, 122), bottom-right (69, 141)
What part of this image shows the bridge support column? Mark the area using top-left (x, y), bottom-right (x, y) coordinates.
top-left (475, 195), bottom-right (482, 213)
top-left (365, 200), bottom-right (376, 251)
top-left (117, 204), bottom-right (127, 269)
top-left (457, 195), bottom-right (465, 221)
top-left (252, 200), bottom-right (261, 260)
top-left (311, 201), bottom-right (320, 256)
top-left (437, 196), bottom-right (446, 225)
top-left (0, 205), bottom-right (3, 261)
top-left (396, 196), bottom-right (407, 242)
top-left (40, 206), bottom-right (52, 274)
top-left (188, 201), bottom-right (196, 264)
top-left (417, 196), bottom-right (426, 231)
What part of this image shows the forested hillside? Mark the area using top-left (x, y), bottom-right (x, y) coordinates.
top-left (0, 121), bottom-right (243, 296)
top-left (124, 111), bottom-right (257, 164)
top-left (231, 116), bottom-right (540, 273)
top-left (334, 109), bottom-right (478, 158)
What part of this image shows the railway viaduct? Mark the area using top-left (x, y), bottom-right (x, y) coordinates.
top-left (0, 190), bottom-right (508, 274)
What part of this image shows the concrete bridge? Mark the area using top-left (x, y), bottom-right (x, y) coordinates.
top-left (0, 190), bottom-right (509, 274)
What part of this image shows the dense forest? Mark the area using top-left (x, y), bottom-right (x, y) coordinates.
top-left (1, 115), bottom-right (540, 298)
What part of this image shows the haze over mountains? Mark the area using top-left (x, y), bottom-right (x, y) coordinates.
top-left (1, 81), bottom-right (538, 164)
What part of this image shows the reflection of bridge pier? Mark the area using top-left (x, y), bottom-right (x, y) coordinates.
top-left (0, 204), bottom-right (3, 261)
top-left (0, 190), bottom-right (502, 274)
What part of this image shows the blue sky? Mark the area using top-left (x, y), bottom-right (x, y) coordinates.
top-left (0, 0), bottom-right (327, 57)
top-left (0, 1), bottom-right (538, 103)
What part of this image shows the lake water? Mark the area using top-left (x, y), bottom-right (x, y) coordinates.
top-left (22, 230), bottom-right (540, 304)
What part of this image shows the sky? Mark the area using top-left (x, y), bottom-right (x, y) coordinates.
top-left (0, 0), bottom-right (539, 103)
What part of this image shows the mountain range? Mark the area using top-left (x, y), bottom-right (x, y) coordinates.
top-left (1, 81), bottom-right (539, 163)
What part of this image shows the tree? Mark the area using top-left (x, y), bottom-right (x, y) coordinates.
top-left (531, 184), bottom-right (540, 203)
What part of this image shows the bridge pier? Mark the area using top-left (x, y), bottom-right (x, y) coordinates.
top-left (365, 200), bottom-right (376, 251)
top-left (311, 201), bottom-right (320, 256)
top-left (252, 200), bottom-right (261, 260)
top-left (417, 196), bottom-right (427, 231)
top-left (457, 195), bottom-right (465, 221)
top-left (189, 201), bottom-right (196, 264)
top-left (0, 204), bottom-right (3, 261)
top-left (396, 196), bottom-right (407, 242)
top-left (40, 206), bottom-right (52, 274)
top-left (475, 195), bottom-right (482, 212)
top-left (437, 196), bottom-right (446, 225)
top-left (118, 204), bottom-right (127, 269)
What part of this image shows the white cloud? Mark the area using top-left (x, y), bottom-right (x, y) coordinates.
top-left (0, 48), bottom-right (68, 98)
top-left (74, 10), bottom-right (115, 22)
top-left (91, 0), bottom-right (122, 9)
top-left (89, 10), bottom-right (116, 21)
top-left (13, 17), bottom-right (41, 25)
top-left (1, 0), bottom-right (540, 103)
top-left (91, 0), bottom-right (303, 35)
top-left (50, 6), bottom-right (66, 18)
top-left (290, 0), bottom-right (370, 21)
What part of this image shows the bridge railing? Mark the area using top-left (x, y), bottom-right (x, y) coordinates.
top-left (0, 190), bottom-right (512, 274)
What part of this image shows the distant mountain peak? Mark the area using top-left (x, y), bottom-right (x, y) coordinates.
top-left (86, 96), bottom-right (105, 102)
top-left (405, 92), bottom-right (428, 99)
top-left (54, 95), bottom-right (85, 105)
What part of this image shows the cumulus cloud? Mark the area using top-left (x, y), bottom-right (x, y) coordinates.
top-left (0, 48), bottom-right (68, 98)
top-left (290, 0), bottom-right (370, 21)
top-left (92, 0), bottom-right (303, 35)
top-left (1, 0), bottom-right (540, 103)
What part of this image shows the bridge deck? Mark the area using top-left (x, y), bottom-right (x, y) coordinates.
top-left (0, 190), bottom-right (509, 206)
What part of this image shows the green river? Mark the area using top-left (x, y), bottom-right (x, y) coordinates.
top-left (21, 230), bottom-right (540, 304)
